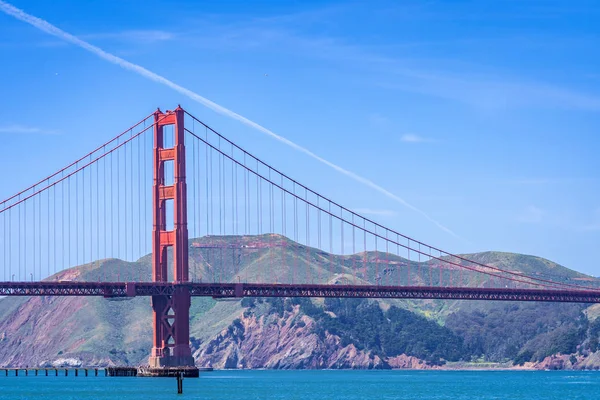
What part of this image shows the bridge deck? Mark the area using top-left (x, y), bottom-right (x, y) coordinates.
top-left (1, 282), bottom-right (600, 303)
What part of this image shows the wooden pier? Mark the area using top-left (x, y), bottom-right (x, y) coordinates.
top-left (1, 368), bottom-right (105, 377)
top-left (106, 367), bottom-right (138, 377)
top-left (1, 366), bottom-right (205, 378)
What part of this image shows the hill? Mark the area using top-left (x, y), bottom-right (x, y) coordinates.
top-left (0, 235), bottom-right (599, 369)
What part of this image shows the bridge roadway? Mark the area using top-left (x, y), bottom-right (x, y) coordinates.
top-left (1, 282), bottom-right (600, 303)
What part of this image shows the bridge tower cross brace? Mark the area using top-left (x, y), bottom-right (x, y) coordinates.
top-left (149, 106), bottom-right (195, 368)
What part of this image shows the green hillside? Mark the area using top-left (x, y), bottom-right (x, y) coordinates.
top-left (0, 234), bottom-right (598, 369)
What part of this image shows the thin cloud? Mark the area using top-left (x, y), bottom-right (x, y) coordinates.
top-left (0, 125), bottom-right (58, 135)
top-left (353, 208), bottom-right (397, 217)
top-left (381, 74), bottom-right (600, 112)
top-left (0, 0), bottom-right (461, 240)
top-left (197, 16), bottom-right (600, 112)
top-left (83, 30), bottom-right (176, 44)
top-left (400, 133), bottom-right (435, 143)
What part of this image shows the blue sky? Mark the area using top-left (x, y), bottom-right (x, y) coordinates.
top-left (0, 0), bottom-right (599, 275)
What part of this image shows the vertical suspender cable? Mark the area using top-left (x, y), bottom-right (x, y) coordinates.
top-left (418, 243), bottom-right (421, 285)
top-left (231, 144), bottom-right (235, 236)
top-left (110, 150), bottom-right (114, 279)
top-left (39, 188), bottom-right (42, 280)
top-left (47, 180), bottom-right (50, 278)
top-left (61, 174), bottom-right (64, 275)
top-left (340, 209), bottom-right (343, 285)
top-left (295, 184), bottom-right (299, 285)
top-left (209, 144), bottom-right (214, 282)
top-left (375, 233), bottom-right (378, 285)
top-left (269, 170), bottom-right (273, 284)
top-left (116, 138), bottom-right (120, 266)
top-left (96, 155), bottom-right (99, 279)
top-left (68, 176), bottom-right (71, 270)
top-left (222, 150), bottom-right (226, 281)
top-left (258, 168), bottom-right (262, 235)
top-left (243, 154), bottom-right (247, 236)
top-left (209, 141), bottom-right (213, 238)
top-left (352, 214), bottom-right (356, 285)
top-left (458, 255), bottom-right (463, 287)
top-left (329, 203), bottom-right (332, 281)
top-left (218, 140), bottom-right (222, 238)
top-left (6, 200), bottom-right (11, 279)
top-left (144, 122), bottom-right (148, 257)
top-left (193, 134), bottom-right (197, 241)
top-left (206, 127), bottom-right (210, 237)
top-left (363, 219), bottom-right (366, 283)
top-left (82, 163), bottom-right (85, 266)
top-left (131, 132), bottom-right (134, 264)
top-left (124, 140), bottom-right (128, 265)
top-left (317, 197), bottom-right (321, 282)
top-left (439, 250), bottom-right (442, 287)
top-left (234, 150), bottom-right (238, 236)
top-left (234, 162), bottom-right (238, 279)
top-left (279, 175), bottom-right (283, 283)
top-left (256, 161), bottom-right (259, 237)
top-left (76, 167), bottom-right (79, 267)
top-left (258, 169), bottom-right (263, 283)
top-left (305, 189), bottom-right (310, 284)
top-left (222, 144), bottom-right (227, 238)
top-left (383, 229), bottom-right (392, 285)
top-left (396, 234), bottom-right (400, 287)
top-left (427, 245), bottom-right (433, 286)
top-left (15, 199), bottom-right (18, 280)
top-left (23, 196), bottom-right (26, 280)
top-left (219, 149), bottom-right (224, 283)
top-left (138, 130), bottom-right (142, 264)
top-left (2, 205), bottom-right (5, 281)
top-left (407, 239), bottom-right (411, 286)
top-left (33, 187), bottom-right (36, 279)
top-left (104, 148), bottom-right (107, 281)
top-left (89, 156), bottom-right (92, 267)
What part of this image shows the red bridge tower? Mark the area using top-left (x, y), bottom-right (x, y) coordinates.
top-left (149, 107), bottom-right (195, 368)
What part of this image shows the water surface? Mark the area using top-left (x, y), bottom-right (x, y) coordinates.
top-left (1, 370), bottom-right (599, 399)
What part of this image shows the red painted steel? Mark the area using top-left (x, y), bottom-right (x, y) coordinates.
top-left (149, 107), bottom-right (194, 368)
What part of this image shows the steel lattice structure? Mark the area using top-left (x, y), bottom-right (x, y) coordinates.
top-left (2, 282), bottom-right (600, 304)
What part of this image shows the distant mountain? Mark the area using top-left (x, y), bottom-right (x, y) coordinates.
top-left (1, 235), bottom-right (599, 370)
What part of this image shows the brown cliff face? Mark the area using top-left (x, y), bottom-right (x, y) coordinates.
top-left (194, 305), bottom-right (385, 369)
top-left (386, 355), bottom-right (436, 369)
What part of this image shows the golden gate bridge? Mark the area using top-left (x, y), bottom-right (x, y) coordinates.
top-left (1, 106), bottom-right (599, 372)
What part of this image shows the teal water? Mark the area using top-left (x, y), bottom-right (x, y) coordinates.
top-left (1, 370), bottom-right (599, 399)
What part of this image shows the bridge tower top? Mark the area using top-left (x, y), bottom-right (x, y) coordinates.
top-left (152, 106), bottom-right (189, 283)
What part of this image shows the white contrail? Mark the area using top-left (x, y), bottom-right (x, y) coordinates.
top-left (0, 0), bottom-right (460, 239)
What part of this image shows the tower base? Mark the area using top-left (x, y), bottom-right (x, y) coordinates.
top-left (138, 366), bottom-right (199, 378)
top-left (148, 355), bottom-right (196, 368)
